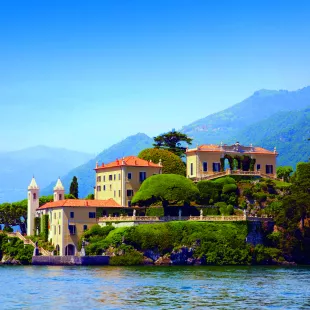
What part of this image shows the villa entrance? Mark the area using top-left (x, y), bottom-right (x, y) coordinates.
top-left (65, 244), bottom-right (75, 256)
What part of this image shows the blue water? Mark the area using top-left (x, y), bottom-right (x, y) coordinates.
top-left (0, 266), bottom-right (310, 309)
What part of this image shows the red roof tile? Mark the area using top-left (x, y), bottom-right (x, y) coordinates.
top-left (94, 156), bottom-right (161, 170)
top-left (37, 198), bottom-right (121, 210)
top-left (186, 144), bottom-right (277, 155)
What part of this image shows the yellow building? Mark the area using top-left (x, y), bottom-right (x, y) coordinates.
top-left (28, 177), bottom-right (122, 256)
top-left (186, 142), bottom-right (278, 179)
top-left (94, 156), bottom-right (162, 207)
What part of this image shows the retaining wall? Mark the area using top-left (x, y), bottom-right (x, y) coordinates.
top-left (32, 255), bottom-right (109, 266)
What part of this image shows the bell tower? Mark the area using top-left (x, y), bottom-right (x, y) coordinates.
top-left (27, 177), bottom-right (40, 236)
top-left (53, 178), bottom-right (65, 201)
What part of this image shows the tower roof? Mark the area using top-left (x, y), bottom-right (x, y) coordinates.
top-left (28, 177), bottom-right (39, 190)
top-left (54, 178), bottom-right (65, 191)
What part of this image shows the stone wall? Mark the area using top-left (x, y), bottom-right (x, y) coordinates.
top-left (32, 255), bottom-right (109, 266)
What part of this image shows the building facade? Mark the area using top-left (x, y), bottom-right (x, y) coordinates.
top-left (186, 142), bottom-right (278, 179)
top-left (94, 156), bottom-right (162, 206)
top-left (28, 178), bottom-right (122, 256)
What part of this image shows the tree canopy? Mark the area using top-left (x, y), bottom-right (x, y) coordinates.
top-left (70, 176), bottom-right (79, 198)
top-left (276, 166), bottom-right (293, 182)
top-left (131, 174), bottom-right (199, 206)
top-left (153, 130), bottom-right (192, 158)
top-left (138, 148), bottom-right (186, 176)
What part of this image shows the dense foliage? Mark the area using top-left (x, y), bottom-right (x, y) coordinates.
top-left (138, 148), bottom-right (186, 176)
top-left (0, 233), bottom-right (33, 264)
top-left (276, 166), bottom-right (293, 182)
top-left (132, 174), bottom-right (199, 206)
top-left (153, 130), bottom-right (192, 158)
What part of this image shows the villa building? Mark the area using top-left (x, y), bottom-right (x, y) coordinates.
top-left (186, 142), bottom-right (278, 180)
top-left (94, 156), bottom-right (162, 207)
top-left (27, 156), bottom-right (162, 256)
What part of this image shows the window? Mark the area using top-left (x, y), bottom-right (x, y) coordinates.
top-left (110, 184), bottom-right (112, 190)
top-left (89, 212), bottom-right (96, 219)
top-left (119, 190), bottom-right (121, 197)
top-left (58, 225), bottom-right (61, 235)
top-left (266, 165), bottom-right (273, 174)
top-left (114, 190), bottom-right (116, 197)
top-left (59, 212), bottom-right (61, 219)
top-left (114, 174), bottom-right (116, 180)
top-left (54, 226), bottom-right (56, 234)
top-left (69, 225), bottom-right (76, 235)
top-left (59, 194), bottom-right (62, 200)
top-left (96, 186), bottom-right (101, 191)
top-left (83, 225), bottom-right (88, 232)
top-left (103, 176), bottom-right (106, 182)
top-left (203, 162), bottom-right (208, 172)
top-left (127, 189), bottom-right (133, 197)
top-left (70, 211), bottom-right (74, 219)
top-left (128, 200), bottom-right (132, 207)
top-left (97, 176), bottom-right (101, 182)
top-left (119, 174), bottom-right (121, 180)
top-left (33, 193), bottom-right (37, 200)
top-left (213, 163), bottom-right (220, 172)
top-left (109, 174), bottom-right (113, 181)
top-left (139, 172), bottom-right (146, 182)
top-left (257, 164), bottom-right (261, 171)
top-left (127, 172), bottom-right (132, 180)
top-left (190, 163), bottom-right (194, 175)
top-left (54, 212), bottom-right (56, 219)
top-left (103, 185), bottom-right (106, 191)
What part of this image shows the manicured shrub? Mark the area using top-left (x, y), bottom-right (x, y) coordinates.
top-left (132, 174), bottom-right (199, 206)
top-left (138, 148), bottom-right (186, 176)
top-left (222, 184), bottom-right (237, 194)
top-left (196, 181), bottom-right (222, 205)
top-left (213, 177), bottom-right (236, 185)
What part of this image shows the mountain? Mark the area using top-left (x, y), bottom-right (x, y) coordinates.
top-left (235, 107), bottom-right (310, 167)
top-left (0, 146), bottom-right (93, 203)
top-left (181, 86), bottom-right (310, 145)
top-left (41, 133), bottom-right (153, 198)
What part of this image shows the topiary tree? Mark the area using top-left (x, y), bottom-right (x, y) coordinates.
top-left (131, 174), bottom-right (199, 206)
top-left (138, 148), bottom-right (186, 176)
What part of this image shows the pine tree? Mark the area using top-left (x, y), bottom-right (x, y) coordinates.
top-left (70, 176), bottom-right (79, 199)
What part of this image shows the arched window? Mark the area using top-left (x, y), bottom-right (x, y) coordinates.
top-left (33, 193), bottom-right (37, 200)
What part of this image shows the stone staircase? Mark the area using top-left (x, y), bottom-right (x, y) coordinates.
top-left (3, 231), bottom-right (52, 256)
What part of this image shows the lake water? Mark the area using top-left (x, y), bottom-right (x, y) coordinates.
top-left (0, 265), bottom-right (309, 309)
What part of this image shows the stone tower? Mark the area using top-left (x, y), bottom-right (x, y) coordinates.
top-left (27, 177), bottom-right (39, 236)
top-left (53, 178), bottom-right (65, 201)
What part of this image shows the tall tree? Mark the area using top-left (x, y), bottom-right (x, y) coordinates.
top-left (70, 176), bottom-right (79, 198)
top-left (153, 129), bottom-right (193, 158)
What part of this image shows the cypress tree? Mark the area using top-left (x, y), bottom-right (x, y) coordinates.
top-left (70, 176), bottom-right (79, 198)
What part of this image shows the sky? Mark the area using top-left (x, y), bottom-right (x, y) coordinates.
top-left (0, 0), bottom-right (310, 154)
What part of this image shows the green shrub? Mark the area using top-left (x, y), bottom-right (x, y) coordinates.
top-left (253, 192), bottom-right (267, 203)
top-left (213, 177), bottom-right (236, 185)
top-left (132, 174), bottom-right (199, 206)
top-left (138, 148), bottom-right (186, 176)
top-left (222, 184), bottom-right (237, 194)
top-left (202, 207), bottom-right (220, 216)
top-left (40, 214), bottom-right (49, 241)
top-left (196, 181), bottom-right (222, 205)
top-left (146, 207), bottom-right (164, 217)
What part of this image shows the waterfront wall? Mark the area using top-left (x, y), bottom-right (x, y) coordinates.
top-left (32, 255), bottom-right (109, 266)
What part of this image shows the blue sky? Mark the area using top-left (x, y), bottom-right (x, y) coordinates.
top-left (0, 0), bottom-right (310, 153)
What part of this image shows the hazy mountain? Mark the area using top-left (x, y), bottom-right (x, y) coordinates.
top-left (181, 86), bottom-right (310, 145)
top-left (41, 133), bottom-right (153, 198)
top-left (0, 146), bottom-right (93, 203)
top-left (235, 107), bottom-right (310, 168)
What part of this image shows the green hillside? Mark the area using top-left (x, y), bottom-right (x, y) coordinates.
top-left (181, 86), bottom-right (310, 145)
top-left (235, 107), bottom-right (310, 168)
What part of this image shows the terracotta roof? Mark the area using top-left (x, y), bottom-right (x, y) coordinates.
top-left (37, 198), bottom-right (121, 210)
top-left (94, 156), bottom-right (162, 170)
top-left (186, 143), bottom-right (277, 155)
